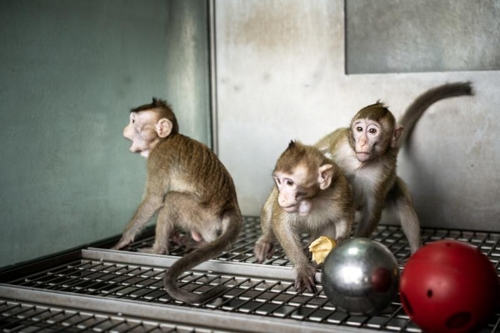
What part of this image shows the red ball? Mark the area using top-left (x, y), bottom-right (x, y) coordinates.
top-left (400, 240), bottom-right (499, 333)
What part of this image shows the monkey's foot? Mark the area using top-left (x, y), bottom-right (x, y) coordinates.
top-left (294, 266), bottom-right (317, 293)
top-left (253, 240), bottom-right (274, 263)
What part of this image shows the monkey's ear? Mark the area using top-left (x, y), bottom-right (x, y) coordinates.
top-left (391, 125), bottom-right (404, 148)
top-left (318, 164), bottom-right (334, 190)
top-left (156, 118), bottom-right (173, 138)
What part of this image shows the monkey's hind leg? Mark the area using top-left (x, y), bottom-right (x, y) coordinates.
top-left (354, 199), bottom-right (383, 239)
top-left (387, 178), bottom-right (422, 254)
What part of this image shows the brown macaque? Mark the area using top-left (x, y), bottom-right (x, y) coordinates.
top-left (112, 98), bottom-right (242, 304)
top-left (254, 141), bottom-right (354, 292)
top-left (316, 82), bottom-right (473, 253)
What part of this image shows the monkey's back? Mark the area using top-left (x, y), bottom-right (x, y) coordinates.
top-left (148, 134), bottom-right (239, 211)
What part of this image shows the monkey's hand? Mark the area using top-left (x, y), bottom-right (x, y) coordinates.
top-left (254, 238), bottom-right (274, 263)
top-left (294, 264), bottom-right (317, 293)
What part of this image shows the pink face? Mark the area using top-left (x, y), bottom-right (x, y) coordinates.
top-left (351, 118), bottom-right (386, 162)
top-left (273, 167), bottom-right (313, 216)
top-left (123, 111), bottom-right (161, 158)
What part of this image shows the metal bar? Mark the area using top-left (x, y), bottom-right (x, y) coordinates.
top-left (45, 262), bottom-right (110, 291)
top-left (227, 280), bottom-right (281, 313)
top-left (207, 277), bottom-right (254, 309)
top-left (83, 248), bottom-right (305, 282)
top-left (208, 0), bottom-right (219, 154)
top-left (0, 285), bottom-right (379, 333)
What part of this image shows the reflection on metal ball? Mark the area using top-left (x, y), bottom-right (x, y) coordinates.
top-left (321, 238), bottom-right (400, 316)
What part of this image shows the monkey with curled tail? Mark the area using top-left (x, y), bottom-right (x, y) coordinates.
top-left (316, 82), bottom-right (474, 253)
top-left (112, 98), bottom-right (242, 304)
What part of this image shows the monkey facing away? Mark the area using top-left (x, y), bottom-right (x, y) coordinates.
top-left (254, 141), bottom-right (354, 292)
top-left (315, 82), bottom-right (474, 253)
top-left (112, 98), bottom-right (243, 304)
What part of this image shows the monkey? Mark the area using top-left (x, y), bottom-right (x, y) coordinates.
top-left (315, 82), bottom-right (473, 253)
top-left (111, 98), bottom-right (243, 304)
top-left (254, 141), bottom-right (354, 292)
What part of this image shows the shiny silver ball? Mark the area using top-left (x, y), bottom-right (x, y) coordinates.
top-left (321, 238), bottom-right (400, 316)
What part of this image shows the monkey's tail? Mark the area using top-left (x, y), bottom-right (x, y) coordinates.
top-left (398, 82), bottom-right (473, 147)
top-left (163, 208), bottom-right (242, 304)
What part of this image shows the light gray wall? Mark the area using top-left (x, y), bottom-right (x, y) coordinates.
top-left (0, 0), bottom-right (210, 267)
top-left (215, 0), bottom-right (500, 232)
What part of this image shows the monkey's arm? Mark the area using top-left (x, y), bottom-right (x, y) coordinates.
top-left (254, 188), bottom-right (277, 262)
top-left (274, 220), bottom-right (316, 292)
top-left (112, 180), bottom-right (165, 250)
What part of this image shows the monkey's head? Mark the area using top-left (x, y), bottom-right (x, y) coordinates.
top-left (349, 103), bottom-right (403, 162)
top-left (123, 98), bottom-right (179, 158)
top-left (273, 141), bottom-right (335, 216)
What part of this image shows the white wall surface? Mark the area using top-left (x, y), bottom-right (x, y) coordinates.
top-left (215, 0), bottom-right (500, 231)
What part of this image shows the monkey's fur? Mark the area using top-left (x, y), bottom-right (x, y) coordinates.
top-left (316, 82), bottom-right (473, 253)
top-left (255, 141), bottom-right (354, 292)
top-left (112, 98), bottom-right (242, 304)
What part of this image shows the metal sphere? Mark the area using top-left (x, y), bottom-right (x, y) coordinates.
top-left (321, 238), bottom-right (400, 316)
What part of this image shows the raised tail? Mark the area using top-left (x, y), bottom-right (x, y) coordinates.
top-left (163, 208), bottom-right (242, 304)
top-left (398, 82), bottom-right (474, 147)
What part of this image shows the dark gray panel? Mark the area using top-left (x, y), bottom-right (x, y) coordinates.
top-left (346, 0), bottom-right (500, 74)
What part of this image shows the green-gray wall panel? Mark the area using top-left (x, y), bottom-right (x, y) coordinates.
top-left (0, 0), bottom-right (169, 267)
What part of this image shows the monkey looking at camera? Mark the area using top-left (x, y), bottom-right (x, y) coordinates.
top-left (254, 141), bottom-right (354, 292)
top-left (316, 82), bottom-right (473, 253)
top-left (112, 98), bottom-right (243, 304)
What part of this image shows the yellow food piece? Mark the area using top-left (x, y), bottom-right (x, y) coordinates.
top-left (309, 236), bottom-right (337, 264)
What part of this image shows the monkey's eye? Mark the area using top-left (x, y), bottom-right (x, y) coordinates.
top-left (356, 126), bottom-right (363, 132)
top-left (285, 179), bottom-right (294, 186)
top-left (274, 178), bottom-right (281, 185)
top-left (368, 128), bottom-right (377, 134)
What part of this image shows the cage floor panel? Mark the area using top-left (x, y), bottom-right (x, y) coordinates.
top-left (0, 298), bottom-right (228, 333)
top-left (112, 216), bottom-right (500, 270)
top-left (1, 216), bottom-right (499, 333)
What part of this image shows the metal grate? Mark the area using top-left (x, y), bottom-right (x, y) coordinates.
top-left (0, 298), bottom-right (227, 333)
top-left (1, 216), bottom-right (499, 333)
top-left (117, 216), bottom-right (500, 271)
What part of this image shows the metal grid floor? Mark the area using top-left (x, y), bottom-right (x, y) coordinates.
top-left (111, 215), bottom-right (500, 275)
top-left (1, 216), bottom-right (499, 333)
top-left (0, 298), bottom-right (228, 333)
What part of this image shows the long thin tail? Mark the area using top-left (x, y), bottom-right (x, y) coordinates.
top-left (398, 82), bottom-right (474, 147)
top-left (163, 208), bottom-right (242, 304)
